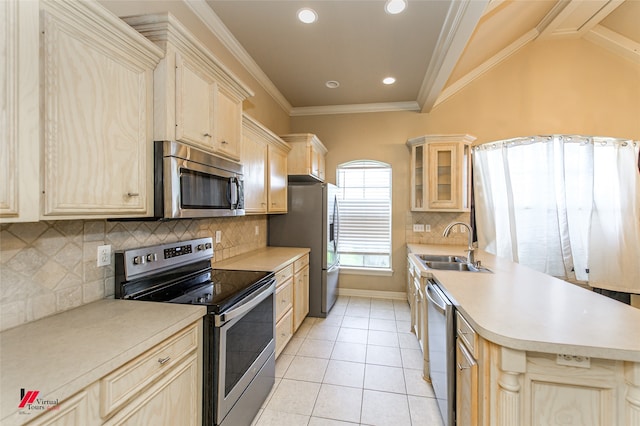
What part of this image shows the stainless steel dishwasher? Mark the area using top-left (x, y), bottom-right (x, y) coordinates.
top-left (426, 279), bottom-right (455, 426)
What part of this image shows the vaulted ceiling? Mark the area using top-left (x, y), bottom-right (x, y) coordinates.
top-left (186, 0), bottom-right (640, 116)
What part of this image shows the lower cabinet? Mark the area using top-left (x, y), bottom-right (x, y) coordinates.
top-left (293, 256), bottom-right (310, 330)
top-left (274, 253), bottom-right (310, 358)
top-left (407, 254), bottom-right (430, 380)
top-left (456, 311), bottom-right (478, 426)
top-left (25, 322), bottom-right (202, 426)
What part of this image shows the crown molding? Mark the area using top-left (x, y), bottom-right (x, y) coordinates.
top-left (417, 0), bottom-right (489, 113)
top-left (184, 0), bottom-right (292, 114)
top-left (585, 24), bottom-right (640, 64)
top-left (433, 28), bottom-right (539, 109)
top-left (290, 102), bottom-right (420, 117)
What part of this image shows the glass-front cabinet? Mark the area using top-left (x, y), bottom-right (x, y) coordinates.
top-left (406, 134), bottom-right (475, 212)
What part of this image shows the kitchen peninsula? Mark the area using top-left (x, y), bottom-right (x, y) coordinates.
top-left (407, 244), bottom-right (640, 425)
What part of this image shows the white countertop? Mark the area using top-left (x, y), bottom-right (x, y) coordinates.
top-left (0, 299), bottom-right (206, 425)
top-left (213, 246), bottom-right (310, 272)
top-left (408, 244), bottom-right (640, 362)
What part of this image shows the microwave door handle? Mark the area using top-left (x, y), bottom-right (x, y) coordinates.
top-left (230, 177), bottom-right (240, 207)
top-left (226, 178), bottom-right (235, 206)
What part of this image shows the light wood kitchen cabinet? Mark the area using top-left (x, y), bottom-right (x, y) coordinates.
top-left (268, 144), bottom-right (289, 213)
top-left (456, 312), bottom-right (478, 426)
top-left (406, 134), bottom-right (475, 212)
top-left (274, 263), bottom-right (294, 358)
top-left (407, 254), bottom-right (430, 380)
top-left (40, 0), bottom-right (162, 219)
top-left (293, 255), bottom-right (310, 331)
top-left (274, 253), bottom-right (311, 357)
top-left (125, 14), bottom-right (253, 162)
top-left (25, 322), bottom-right (202, 426)
top-left (0, 0), bottom-right (39, 223)
top-left (280, 134), bottom-right (328, 182)
top-left (241, 114), bottom-right (290, 214)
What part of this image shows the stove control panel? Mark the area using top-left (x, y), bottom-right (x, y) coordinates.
top-left (118, 237), bottom-right (214, 279)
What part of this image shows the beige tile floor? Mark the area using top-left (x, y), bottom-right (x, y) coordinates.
top-left (251, 296), bottom-right (445, 426)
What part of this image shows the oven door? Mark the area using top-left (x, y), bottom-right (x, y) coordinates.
top-left (214, 280), bottom-right (275, 425)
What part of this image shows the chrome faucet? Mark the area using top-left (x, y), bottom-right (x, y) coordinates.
top-left (443, 222), bottom-right (475, 265)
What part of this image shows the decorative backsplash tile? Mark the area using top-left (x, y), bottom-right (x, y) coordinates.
top-left (0, 216), bottom-right (267, 332)
top-left (405, 211), bottom-right (472, 245)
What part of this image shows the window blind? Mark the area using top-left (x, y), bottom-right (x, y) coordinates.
top-left (337, 198), bottom-right (391, 254)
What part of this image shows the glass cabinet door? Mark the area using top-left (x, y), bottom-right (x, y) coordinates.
top-left (406, 135), bottom-right (474, 212)
top-left (411, 145), bottom-right (425, 210)
top-left (428, 143), bottom-right (459, 209)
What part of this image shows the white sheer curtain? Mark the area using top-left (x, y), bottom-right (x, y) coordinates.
top-left (473, 136), bottom-right (640, 292)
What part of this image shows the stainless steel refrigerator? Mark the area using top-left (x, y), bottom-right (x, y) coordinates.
top-left (268, 182), bottom-right (339, 317)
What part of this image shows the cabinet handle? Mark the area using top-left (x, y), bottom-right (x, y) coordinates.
top-left (158, 356), bottom-right (171, 365)
top-left (221, 140), bottom-right (228, 145)
top-left (127, 192), bottom-right (139, 197)
top-left (204, 133), bottom-right (212, 137)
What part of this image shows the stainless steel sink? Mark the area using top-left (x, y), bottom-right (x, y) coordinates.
top-left (421, 259), bottom-right (491, 273)
top-left (418, 254), bottom-right (466, 263)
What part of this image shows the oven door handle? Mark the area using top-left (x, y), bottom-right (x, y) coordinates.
top-left (214, 280), bottom-right (275, 327)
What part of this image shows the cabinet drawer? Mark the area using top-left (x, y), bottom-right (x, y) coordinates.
top-left (275, 309), bottom-right (293, 358)
top-left (294, 254), bottom-right (309, 271)
top-left (275, 281), bottom-right (293, 321)
top-left (456, 311), bottom-right (478, 358)
top-left (100, 323), bottom-right (199, 418)
top-left (275, 264), bottom-right (293, 287)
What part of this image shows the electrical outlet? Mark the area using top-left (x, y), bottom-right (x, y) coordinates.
top-left (556, 354), bottom-right (590, 368)
top-left (255, 225), bottom-right (259, 236)
top-left (97, 245), bottom-right (111, 267)
top-left (425, 224), bottom-right (431, 232)
top-left (459, 225), bottom-right (467, 233)
top-left (413, 224), bottom-right (425, 232)
top-left (215, 230), bottom-right (221, 244)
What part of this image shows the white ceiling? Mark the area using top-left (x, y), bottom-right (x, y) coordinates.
top-left (187, 0), bottom-right (640, 116)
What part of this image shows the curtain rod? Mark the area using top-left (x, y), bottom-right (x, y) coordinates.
top-left (472, 135), bottom-right (639, 151)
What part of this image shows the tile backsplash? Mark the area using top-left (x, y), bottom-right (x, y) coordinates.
top-left (405, 211), bottom-right (472, 245)
top-left (0, 216), bottom-right (267, 332)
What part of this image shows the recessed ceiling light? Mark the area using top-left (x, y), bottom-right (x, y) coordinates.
top-left (297, 8), bottom-right (318, 24)
top-left (385, 0), bottom-right (407, 14)
top-left (325, 80), bottom-right (340, 89)
top-left (383, 77), bottom-right (396, 85)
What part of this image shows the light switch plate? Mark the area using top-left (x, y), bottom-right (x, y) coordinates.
top-left (413, 224), bottom-right (425, 232)
top-left (215, 230), bottom-right (221, 244)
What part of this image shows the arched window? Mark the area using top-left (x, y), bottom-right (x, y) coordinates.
top-left (336, 160), bottom-right (392, 271)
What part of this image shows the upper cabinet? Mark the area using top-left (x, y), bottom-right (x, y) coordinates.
top-left (280, 134), bottom-right (328, 182)
top-left (406, 134), bottom-right (475, 212)
top-left (41, 0), bottom-right (163, 219)
top-left (124, 13), bottom-right (253, 162)
top-left (242, 114), bottom-right (290, 214)
top-left (0, 0), bottom-right (39, 223)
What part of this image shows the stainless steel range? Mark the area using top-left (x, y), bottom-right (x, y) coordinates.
top-left (115, 237), bottom-right (276, 426)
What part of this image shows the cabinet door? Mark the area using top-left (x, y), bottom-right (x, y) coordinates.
top-left (410, 144), bottom-right (427, 210)
top-left (26, 385), bottom-right (99, 426)
top-left (428, 143), bottom-right (460, 210)
top-left (456, 338), bottom-right (478, 426)
top-left (214, 86), bottom-right (242, 161)
top-left (175, 53), bottom-right (216, 151)
top-left (242, 132), bottom-right (267, 214)
top-left (293, 265), bottom-right (309, 330)
top-left (268, 145), bottom-right (288, 213)
top-left (0, 0), bottom-right (39, 222)
top-left (103, 353), bottom-right (200, 426)
top-left (42, 4), bottom-right (157, 218)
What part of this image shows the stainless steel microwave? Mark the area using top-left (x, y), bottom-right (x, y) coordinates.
top-left (154, 141), bottom-right (244, 219)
